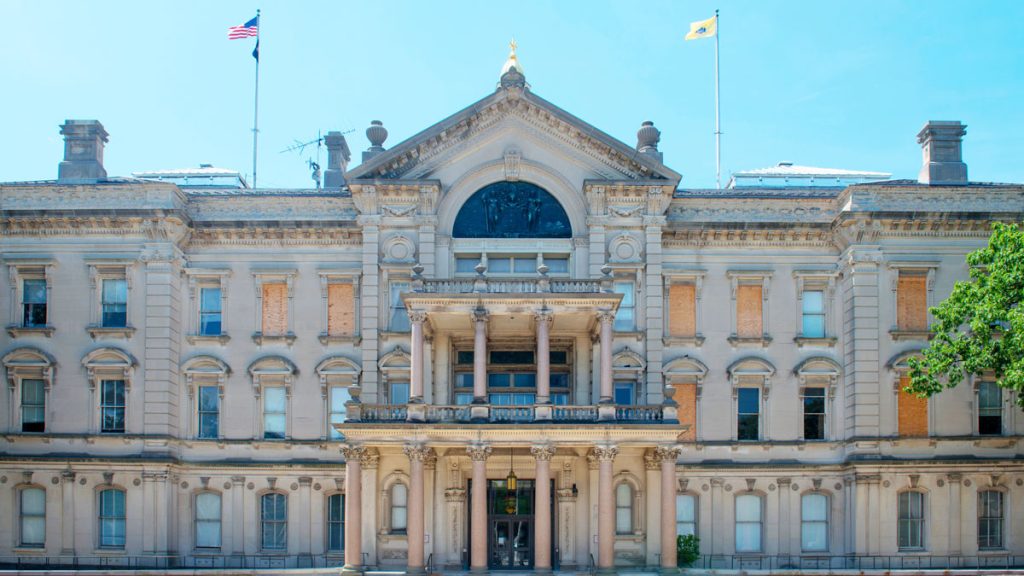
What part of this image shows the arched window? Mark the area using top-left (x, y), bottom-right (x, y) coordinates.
top-left (676, 493), bottom-right (697, 537)
top-left (897, 491), bottom-right (925, 550)
top-left (735, 494), bottom-right (763, 553)
top-left (327, 494), bottom-right (345, 552)
top-left (19, 487), bottom-right (46, 548)
top-left (98, 488), bottom-right (126, 548)
top-left (194, 492), bottom-right (222, 549)
top-left (3, 347), bottom-right (55, 434)
top-left (452, 181), bottom-right (571, 239)
top-left (615, 483), bottom-right (633, 534)
top-left (390, 483), bottom-right (408, 533)
top-left (978, 490), bottom-right (1004, 550)
top-left (261, 492), bottom-right (288, 550)
top-left (800, 493), bottom-right (829, 552)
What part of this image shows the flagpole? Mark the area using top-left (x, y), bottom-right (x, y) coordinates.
top-left (252, 9), bottom-right (260, 188)
top-left (714, 9), bottom-right (721, 189)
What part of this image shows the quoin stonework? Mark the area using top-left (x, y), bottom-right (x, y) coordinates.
top-left (1, 49), bottom-right (1023, 573)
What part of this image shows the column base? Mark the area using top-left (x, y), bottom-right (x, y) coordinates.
top-left (596, 567), bottom-right (618, 576)
top-left (597, 403), bottom-right (616, 421)
top-left (534, 404), bottom-right (553, 422)
top-left (660, 566), bottom-right (681, 575)
top-left (469, 567), bottom-right (490, 575)
top-left (406, 567), bottom-right (427, 576)
top-left (340, 565), bottom-right (364, 576)
top-left (533, 567), bottom-right (554, 576)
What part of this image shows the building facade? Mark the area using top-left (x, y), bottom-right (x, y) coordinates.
top-left (1, 55), bottom-right (1023, 573)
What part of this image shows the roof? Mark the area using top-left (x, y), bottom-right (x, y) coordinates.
top-left (132, 165), bottom-right (242, 178)
top-left (732, 162), bottom-right (891, 179)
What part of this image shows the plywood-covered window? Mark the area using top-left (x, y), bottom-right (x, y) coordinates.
top-left (327, 284), bottom-right (355, 336)
top-left (736, 284), bottom-right (763, 338)
top-left (262, 283), bottom-right (288, 335)
top-left (897, 273), bottom-right (928, 332)
top-left (897, 375), bottom-right (929, 437)
top-left (668, 284), bottom-right (697, 337)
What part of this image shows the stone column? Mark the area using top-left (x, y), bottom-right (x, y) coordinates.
top-left (405, 444), bottom-right (431, 574)
top-left (472, 309), bottom-right (488, 402)
top-left (657, 446), bottom-right (682, 571)
top-left (60, 470), bottom-right (76, 555)
top-left (298, 477), bottom-right (313, 557)
top-left (409, 311), bottom-right (427, 402)
top-left (467, 444), bottom-right (492, 572)
top-left (535, 311), bottom-right (553, 403)
top-left (947, 473), bottom-right (963, 555)
top-left (231, 476), bottom-right (245, 555)
top-left (532, 444), bottom-right (556, 573)
top-left (597, 311), bottom-right (614, 403)
top-left (776, 477), bottom-right (792, 557)
top-left (341, 445), bottom-right (365, 573)
top-left (593, 445), bottom-right (618, 572)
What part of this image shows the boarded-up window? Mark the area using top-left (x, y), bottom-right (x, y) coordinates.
top-left (672, 383), bottom-right (698, 441)
top-left (898, 376), bottom-right (928, 437)
top-left (736, 284), bottom-right (763, 338)
top-left (327, 284), bottom-right (355, 336)
top-left (668, 284), bottom-right (697, 337)
top-left (262, 283), bottom-right (288, 335)
top-left (897, 274), bottom-right (928, 331)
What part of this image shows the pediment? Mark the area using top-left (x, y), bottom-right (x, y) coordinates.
top-left (346, 86), bottom-right (681, 184)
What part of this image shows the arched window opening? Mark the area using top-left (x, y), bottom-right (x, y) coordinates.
top-left (453, 181), bottom-right (571, 239)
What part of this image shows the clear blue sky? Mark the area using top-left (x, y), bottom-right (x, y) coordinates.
top-left (3, 0), bottom-right (1023, 188)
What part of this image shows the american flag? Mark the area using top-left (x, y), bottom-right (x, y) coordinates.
top-left (228, 16), bottom-right (259, 40)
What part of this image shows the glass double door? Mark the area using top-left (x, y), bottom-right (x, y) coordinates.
top-left (486, 479), bottom-right (534, 570)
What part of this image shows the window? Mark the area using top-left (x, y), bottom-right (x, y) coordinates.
top-left (326, 283), bottom-right (356, 337)
top-left (897, 376), bottom-right (929, 438)
top-left (978, 490), bottom-right (1004, 550)
top-left (329, 386), bottom-right (351, 439)
top-left (487, 255), bottom-right (537, 274)
top-left (614, 381), bottom-right (636, 405)
top-left (801, 493), bottom-right (829, 552)
top-left (735, 494), bottom-right (763, 553)
top-left (19, 488), bottom-right (46, 548)
top-left (615, 483), bottom-right (633, 534)
top-left (197, 385), bottom-right (219, 439)
top-left (667, 283), bottom-right (697, 339)
top-left (389, 282), bottom-right (410, 332)
top-left (263, 387), bottom-right (287, 439)
top-left (613, 282), bottom-right (636, 331)
top-left (99, 488), bottom-right (126, 548)
top-left (736, 284), bottom-right (763, 338)
top-left (897, 491), bottom-right (925, 550)
top-left (21, 379), bottom-right (45, 433)
top-left (802, 387), bottom-right (826, 440)
top-left (676, 494), bottom-right (697, 537)
top-left (261, 493), bottom-right (287, 550)
top-left (100, 380), bottom-right (126, 433)
top-left (101, 278), bottom-right (128, 328)
top-left (896, 272), bottom-right (928, 332)
top-left (390, 483), bottom-right (408, 533)
top-left (453, 349), bottom-right (572, 406)
top-left (327, 494), bottom-right (345, 552)
top-left (199, 287), bottom-right (222, 336)
top-left (801, 290), bottom-right (825, 338)
top-left (195, 492), bottom-right (222, 549)
top-left (261, 283), bottom-right (289, 336)
top-left (737, 388), bottom-right (760, 441)
top-left (455, 256), bottom-right (480, 274)
top-left (23, 279), bottom-right (47, 327)
top-left (978, 381), bottom-right (1002, 436)
top-left (388, 381), bottom-right (410, 405)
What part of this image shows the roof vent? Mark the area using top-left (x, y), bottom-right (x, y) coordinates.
top-left (777, 161), bottom-right (793, 167)
top-left (199, 163), bottom-right (213, 168)
top-left (917, 121), bottom-right (967, 185)
top-left (58, 119), bottom-right (108, 182)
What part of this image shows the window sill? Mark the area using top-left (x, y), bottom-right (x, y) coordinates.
top-left (319, 333), bottom-right (362, 345)
top-left (187, 334), bottom-right (231, 345)
top-left (794, 336), bottom-right (837, 348)
top-left (889, 329), bottom-right (933, 341)
top-left (727, 335), bottom-right (772, 348)
top-left (86, 326), bottom-right (136, 339)
top-left (13, 546), bottom-right (46, 554)
top-left (663, 335), bottom-right (705, 347)
top-left (613, 330), bottom-right (644, 340)
top-left (6, 325), bottom-right (55, 338)
top-left (252, 332), bottom-right (296, 346)
top-left (93, 548), bottom-right (127, 555)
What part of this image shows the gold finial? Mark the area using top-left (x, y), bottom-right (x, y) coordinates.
top-left (501, 37), bottom-right (523, 77)
top-left (509, 38), bottom-right (517, 56)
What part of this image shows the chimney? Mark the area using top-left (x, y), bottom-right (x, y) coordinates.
top-left (362, 120), bottom-right (388, 163)
top-left (58, 119), bottom-right (108, 182)
top-left (323, 131), bottom-right (351, 189)
top-left (917, 121), bottom-right (967, 185)
top-left (636, 121), bottom-right (663, 163)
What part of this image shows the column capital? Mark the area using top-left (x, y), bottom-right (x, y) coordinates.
top-left (467, 443), bottom-right (492, 461)
top-left (404, 443), bottom-right (434, 462)
top-left (340, 444), bottom-right (366, 461)
top-left (592, 444), bottom-right (618, 462)
top-left (408, 310), bottom-right (428, 324)
top-left (472, 308), bottom-right (489, 324)
top-left (530, 443), bottom-right (556, 461)
top-left (534, 309), bottom-right (554, 328)
top-left (653, 444), bottom-right (682, 463)
top-left (596, 309), bottom-right (615, 325)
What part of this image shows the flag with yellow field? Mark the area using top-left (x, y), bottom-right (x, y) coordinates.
top-left (685, 15), bottom-right (717, 40)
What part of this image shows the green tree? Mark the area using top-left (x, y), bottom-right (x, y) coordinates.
top-left (907, 222), bottom-right (1024, 407)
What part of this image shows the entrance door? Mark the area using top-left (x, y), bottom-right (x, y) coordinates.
top-left (488, 479), bottom-right (534, 569)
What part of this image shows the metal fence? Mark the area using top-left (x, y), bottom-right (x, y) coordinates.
top-left (683, 553), bottom-right (1024, 571)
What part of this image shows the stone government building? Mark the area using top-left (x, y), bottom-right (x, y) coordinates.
top-left (1, 50), bottom-right (1023, 573)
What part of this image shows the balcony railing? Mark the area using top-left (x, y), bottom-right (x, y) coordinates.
top-left (417, 277), bottom-right (605, 294)
top-left (351, 403), bottom-right (673, 424)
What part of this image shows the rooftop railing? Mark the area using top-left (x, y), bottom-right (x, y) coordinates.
top-left (350, 403), bottom-right (674, 424)
top-left (409, 263), bottom-right (615, 295)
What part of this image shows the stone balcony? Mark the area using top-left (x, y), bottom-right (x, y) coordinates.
top-left (348, 403), bottom-right (676, 424)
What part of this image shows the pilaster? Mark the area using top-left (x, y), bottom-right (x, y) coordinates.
top-left (841, 247), bottom-right (883, 440)
top-left (142, 245), bottom-right (183, 441)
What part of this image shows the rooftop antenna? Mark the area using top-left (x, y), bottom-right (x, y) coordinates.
top-left (280, 129), bottom-right (354, 189)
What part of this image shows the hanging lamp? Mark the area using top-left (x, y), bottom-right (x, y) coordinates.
top-left (505, 447), bottom-right (518, 514)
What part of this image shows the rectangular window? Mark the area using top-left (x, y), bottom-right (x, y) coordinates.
top-left (801, 290), bottom-right (826, 338)
top-left (668, 283), bottom-right (697, 338)
top-left (676, 494), bottom-right (696, 537)
top-left (329, 386), bottom-right (351, 440)
top-left (23, 279), bottom-right (47, 327)
top-left (898, 491), bottom-right (925, 550)
top-left (261, 283), bottom-right (288, 335)
top-left (389, 282), bottom-right (410, 332)
top-left (615, 484), bottom-right (633, 534)
top-left (194, 492), bottom-right (222, 549)
top-left (736, 284), bottom-right (763, 338)
top-left (390, 484), bottom-right (408, 533)
top-left (544, 256), bottom-right (569, 274)
top-left (978, 491), bottom-right (1004, 550)
top-left (978, 381), bottom-right (1002, 436)
top-left (389, 381), bottom-right (410, 405)
top-left (21, 379), bottom-right (45, 433)
top-left (613, 282), bottom-right (636, 331)
top-left (199, 287), bottom-right (222, 336)
top-left (197, 385), bottom-right (219, 439)
top-left (100, 380), bottom-right (126, 434)
top-left (327, 494), bottom-right (345, 552)
top-left (455, 257), bottom-right (480, 274)
top-left (897, 273), bottom-right (928, 332)
top-left (897, 376), bottom-right (929, 438)
top-left (735, 494), bottom-right (763, 553)
top-left (802, 387), bottom-right (826, 440)
top-left (261, 493), bottom-right (287, 550)
top-left (614, 381), bottom-right (636, 405)
top-left (20, 488), bottom-right (46, 547)
top-left (801, 493), bottom-right (829, 552)
top-left (263, 387), bottom-right (287, 439)
top-left (737, 388), bottom-right (760, 441)
top-left (99, 489), bottom-right (126, 548)
top-left (327, 283), bottom-right (356, 336)
top-left (101, 278), bottom-right (128, 328)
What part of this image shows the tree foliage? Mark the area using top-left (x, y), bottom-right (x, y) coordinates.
top-left (907, 223), bottom-right (1024, 407)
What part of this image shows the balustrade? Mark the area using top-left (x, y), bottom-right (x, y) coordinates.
top-left (352, 403), bottom-right (666, 423)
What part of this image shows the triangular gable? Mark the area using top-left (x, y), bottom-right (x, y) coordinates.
top-left (346, 84), bottom-right (681, 183)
